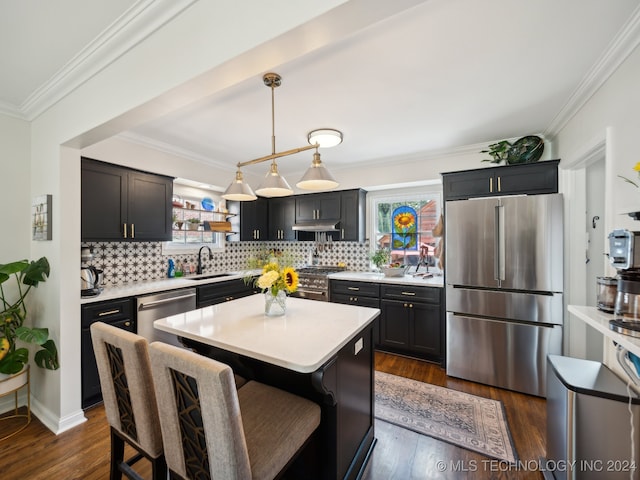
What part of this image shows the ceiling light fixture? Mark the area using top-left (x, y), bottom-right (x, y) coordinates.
top-left (307, 129), bottom-right (343, 148)
top-left (222, 73), bottom-right (340, 201)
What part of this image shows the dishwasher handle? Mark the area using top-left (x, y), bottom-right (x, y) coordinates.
top-left (138, 292), bottom-right (196, 310)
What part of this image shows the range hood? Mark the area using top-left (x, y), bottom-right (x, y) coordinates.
top-left (292, 221), bottom-right (339, 232)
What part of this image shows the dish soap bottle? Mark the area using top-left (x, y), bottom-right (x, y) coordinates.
top-left (168, 258), bottom-right (175, 278)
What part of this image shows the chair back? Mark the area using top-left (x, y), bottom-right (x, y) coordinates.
top-left (90, 322), bottom-right (163, 458)
top-left (149, 341), bottom-right (252, 480)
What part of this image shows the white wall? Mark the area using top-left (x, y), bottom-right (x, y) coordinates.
top-left (556, 42), bottom-right (640, 371)
top-left (0, 114), bottom-right (31, 261)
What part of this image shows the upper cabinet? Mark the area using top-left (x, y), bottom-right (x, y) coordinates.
top-left (339, 189), bottom-right (366, 242)
top-left (268, 197), bottom-right (296, 241)
top-left (81, 157), bottom-right (173, 242)
top-left (295, 192), bottom-right (341, 222)
top-left (227, 197), bottom-right (269, 241)
top-left (442, 160), bottom-right (559, 201)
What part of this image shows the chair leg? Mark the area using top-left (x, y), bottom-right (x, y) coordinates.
top-left (110, 427), bottom-right (125, 480)
top-left (151, 454), bottom-right (167, 480)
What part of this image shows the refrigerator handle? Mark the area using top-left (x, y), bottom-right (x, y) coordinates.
top-left (494, 204), bottom-right (506, 281)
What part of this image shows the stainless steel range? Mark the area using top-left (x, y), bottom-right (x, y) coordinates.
top-left (293, 265), bottom-right (346, 301)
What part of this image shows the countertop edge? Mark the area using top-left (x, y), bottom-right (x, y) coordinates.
top-left (328, 271), bottom-right (444, 287)
top-left (568, 305), bottom-right (640, 358)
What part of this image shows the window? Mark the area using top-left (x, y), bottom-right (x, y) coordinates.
top-left (370, 187), bottom-right (442, 269)
top-left (162, 191), bottom-right (227, 254)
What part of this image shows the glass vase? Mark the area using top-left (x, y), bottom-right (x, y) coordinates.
top-left (264, 290), bottom-right (287, 316)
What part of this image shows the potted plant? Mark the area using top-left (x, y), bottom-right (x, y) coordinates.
top-left (187, 218), bottom-right (201, 231)
top-left (370, 247), bottom-right (391, 270)
top-left (0, 257), bottom-right (59, 376)
top-left (480, 140), bottom-right (512, 164)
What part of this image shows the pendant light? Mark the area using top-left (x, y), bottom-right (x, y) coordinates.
top-left (222, 73), bottom-right (340, 201)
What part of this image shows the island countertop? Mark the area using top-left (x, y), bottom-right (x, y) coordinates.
top-left (154, 294), bottom-right (380, 374)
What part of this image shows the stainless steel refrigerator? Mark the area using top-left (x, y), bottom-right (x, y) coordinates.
top-left (445, 193), bottom-right (563, 397)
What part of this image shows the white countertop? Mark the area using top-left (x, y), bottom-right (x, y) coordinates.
top-left (154, 294), bottom-right (380, 373)
top-left (568, 305), bottom-right (640, 358)
top-left (328, 271), bottom-right (444, 287)
top-left (80, 270), bottom-right (259, 304)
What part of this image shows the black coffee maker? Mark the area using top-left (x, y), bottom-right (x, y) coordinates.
top-left (608, 229), bottom-right (640, 336)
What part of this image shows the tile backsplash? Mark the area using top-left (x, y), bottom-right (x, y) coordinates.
top-left (81, 241), bottom-right (371, 286)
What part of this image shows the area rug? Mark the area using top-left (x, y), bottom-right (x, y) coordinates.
top-left (374, 371), bottom-right (518, 463)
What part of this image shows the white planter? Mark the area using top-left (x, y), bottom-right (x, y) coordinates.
top-left (0, 365), bottom-right (29, 395)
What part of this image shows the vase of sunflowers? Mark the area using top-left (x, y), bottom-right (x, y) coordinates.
top-left (254, 260), bottom-right (299, 316)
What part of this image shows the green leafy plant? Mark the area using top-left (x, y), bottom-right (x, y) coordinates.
top-left (480, 140), bottom-right (512, 164)
top-left (0, 257), bottom-right (59, 375)
top-left (370, 248), bottom-right (391, 269)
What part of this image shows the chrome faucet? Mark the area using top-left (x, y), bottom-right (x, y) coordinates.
top-left (197, 246), bottom-right (213, 275)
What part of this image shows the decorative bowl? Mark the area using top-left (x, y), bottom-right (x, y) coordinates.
top-left (381, 266), bottom-right (407, 277)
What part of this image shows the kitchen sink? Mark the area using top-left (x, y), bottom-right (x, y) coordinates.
top-left (186, 273), bottom-right (232, 281)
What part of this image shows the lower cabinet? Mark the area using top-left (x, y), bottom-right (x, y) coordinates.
top-left (379, 284), bottom-right (442, 362)
top-left (330, 279), bottom-right (443, 362)
top-left (196, 279), bottom-right (257, 308)
top-left (81, 298), bottom-right (135, 409)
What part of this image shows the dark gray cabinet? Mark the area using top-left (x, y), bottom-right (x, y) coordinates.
top-left (81, 157), bottom-right (173, 241)
top-left (339, 189), bottom-right (366, 242)
top-left (379, 284), bottom-right (442, 362)
top-left (228, 198), bottom-right (269, 241)
top-left (296, 192), bottom-right (341, 222)
top-left (268, 197), bottom-right (296, 240)
top-left (442, 159), bottom-right (559, 201)
top-left (196, 279), bottom-right (257, 308)
top-left (81, 298), bottom-right (135, 409)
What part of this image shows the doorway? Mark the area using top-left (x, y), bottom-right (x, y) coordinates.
top-left (584, 157), bottom-right (605, 361)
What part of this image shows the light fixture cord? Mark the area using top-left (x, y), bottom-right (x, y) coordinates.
top-left (271, 81), bottom-right (276, 156)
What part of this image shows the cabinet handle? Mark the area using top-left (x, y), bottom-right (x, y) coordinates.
top-left (348, 287), bottom-right (360, 291)
top-left (497, 176), bottom-right (501, 192)
top-left (124, 321), bottom-right (131, 327)
top-left (409, 303), bottom-right (413, 308)
top-left (489, 177), bottom-right (493, 193)
top-left (401, 291), bottom-right (416, 296)
top-left (123, 223), bottom-right (127, 238)
top-left (341, 228), bottom-right (345, 240)
top-left (98, 309), bottom-right (120, 317)
top-left (131, 223), bottom-right (135, 239)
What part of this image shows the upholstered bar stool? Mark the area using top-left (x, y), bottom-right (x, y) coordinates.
top-left (90, 322), bottom-right (167, 480)
top-left (149, 341), bottom-right (321, 480)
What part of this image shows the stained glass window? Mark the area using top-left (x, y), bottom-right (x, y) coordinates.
top-left (372, 192), bottom-right (441, 268)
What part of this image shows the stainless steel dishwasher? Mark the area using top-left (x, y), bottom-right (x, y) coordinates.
top-left (136, 288), bottom-right (196, 347)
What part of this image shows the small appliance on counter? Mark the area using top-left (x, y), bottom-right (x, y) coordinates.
top-left (608, 229), bottom-right (640, 337)
top-left (80, 246), bottom-right (103, 297)
top-left (596, 276), bottom-right (617, 313)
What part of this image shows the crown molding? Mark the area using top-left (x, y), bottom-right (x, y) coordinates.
top-left (116, 132), bottom-right (236, 173)
top-left (544, 4), bottom-right (640, 137)
top-left (0, 0), bottom-right (198, 121)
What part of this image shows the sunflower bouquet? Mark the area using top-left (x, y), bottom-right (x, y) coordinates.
top-left (246, 249), bottom-right (299, 296)
top-left (255, 262), bottom-right (299, 296)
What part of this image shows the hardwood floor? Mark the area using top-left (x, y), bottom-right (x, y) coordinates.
top-left (0, 352), bottom-right (546, 479)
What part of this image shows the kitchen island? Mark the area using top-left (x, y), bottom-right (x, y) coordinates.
top-left (154, 294), bottom-right (380, 480)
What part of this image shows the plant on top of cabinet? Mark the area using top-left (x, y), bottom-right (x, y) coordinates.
top-left (0, 257), bottom-right (59, 374)
top-left (480, 140), bottom-right (512, 164)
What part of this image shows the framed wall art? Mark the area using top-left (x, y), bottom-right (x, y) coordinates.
top-left (32, 194), bottom-right (52, 241)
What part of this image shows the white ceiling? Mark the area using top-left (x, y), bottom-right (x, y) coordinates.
top-left (3, 0), bottom-right (640, 180)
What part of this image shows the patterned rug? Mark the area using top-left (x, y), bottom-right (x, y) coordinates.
top-left (374, 371), bottom-right (518, 463)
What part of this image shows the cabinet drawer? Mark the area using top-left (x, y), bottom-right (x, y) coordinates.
top-left (197, 279), bottom-right (256, 307)
top-left (330, 280), bottom-right (379, 298)
top-left (81, 298), bottom-right (134, 328)
top-left (380, 284), bottom-right (441, 304)
top-left (331, 293), bottom-right (380, 308)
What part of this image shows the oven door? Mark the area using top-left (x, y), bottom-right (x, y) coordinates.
top-left (292, 288), bottom-right (328, 301)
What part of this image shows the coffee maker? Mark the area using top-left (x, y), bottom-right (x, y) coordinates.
top-left (608, 229), bottom-right (640, 336)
